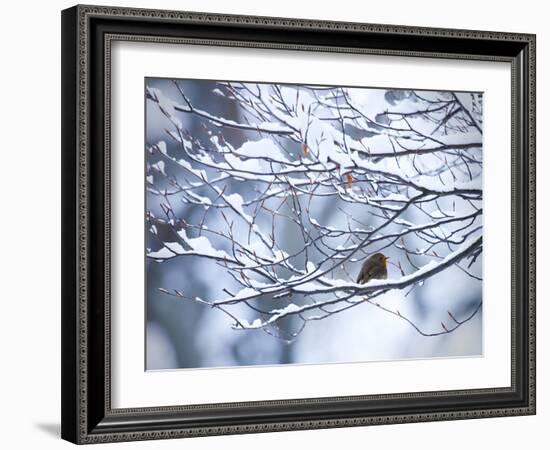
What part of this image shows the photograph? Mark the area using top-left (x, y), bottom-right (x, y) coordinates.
top-left (145, 78), bottom-right (484, 370)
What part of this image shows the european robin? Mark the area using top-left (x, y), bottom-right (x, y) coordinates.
top-left (356, 253), bottom-right (388, 284)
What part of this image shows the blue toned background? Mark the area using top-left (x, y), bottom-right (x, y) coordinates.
top-left (145, 78), bottom-right (483, 370)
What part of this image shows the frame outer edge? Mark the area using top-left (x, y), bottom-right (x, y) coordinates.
top-left (61, 5), bottom-right (80, 445)
top-left (527, 33), bottom-right (536, 414)
top-left (76, 3), bottom-right (534, 41)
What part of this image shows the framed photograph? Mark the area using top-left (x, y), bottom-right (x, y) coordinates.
top-left (61, 4), bottom-right (536, 444)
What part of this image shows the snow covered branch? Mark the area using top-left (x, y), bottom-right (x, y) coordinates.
top-left (146, 81), bottom-right (483, 340)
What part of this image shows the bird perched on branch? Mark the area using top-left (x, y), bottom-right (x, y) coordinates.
top-left (356, 253), bottom-right (389, 284)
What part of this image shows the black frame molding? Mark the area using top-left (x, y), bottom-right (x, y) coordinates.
top-left (61, 4), bottom-right (536, 444)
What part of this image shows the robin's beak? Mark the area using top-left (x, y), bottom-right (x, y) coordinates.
top-left (382, 255), bottom-right (389, 265)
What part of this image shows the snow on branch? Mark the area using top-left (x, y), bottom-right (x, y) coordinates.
top-left (146, 81), bottom-right (483, 340)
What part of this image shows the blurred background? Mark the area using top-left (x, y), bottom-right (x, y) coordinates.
top-left (145, 78), bottom-right (482, 370)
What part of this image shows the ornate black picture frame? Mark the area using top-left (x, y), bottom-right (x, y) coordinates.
top-left (61, 4), bottom-right (536, 444)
